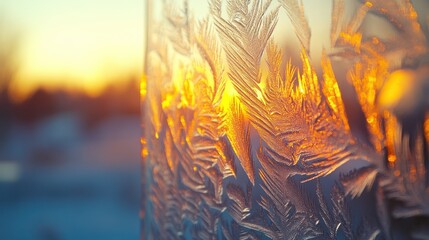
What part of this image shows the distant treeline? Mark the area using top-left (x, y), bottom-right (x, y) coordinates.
top-left (0, 78), bottom-right (140, 129)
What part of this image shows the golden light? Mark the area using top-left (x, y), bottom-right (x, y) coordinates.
top-left (142, 0), bottom-right (429, 238)
top-left (2, 0), bottom-right (143, 101)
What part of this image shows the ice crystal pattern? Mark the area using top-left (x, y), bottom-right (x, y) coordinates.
top-left (142, 0), bottom-right (429, 239)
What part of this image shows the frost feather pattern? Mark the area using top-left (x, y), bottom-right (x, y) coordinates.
top-left (143, 0), bottom-right (429, 239)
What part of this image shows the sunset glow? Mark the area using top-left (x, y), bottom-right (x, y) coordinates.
top-left (1, 0), bottom-right (144, 101)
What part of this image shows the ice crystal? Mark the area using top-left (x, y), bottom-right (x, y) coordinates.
top-left (143, 0), bottom-right (429, 239)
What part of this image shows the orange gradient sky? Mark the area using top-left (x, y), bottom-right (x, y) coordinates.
top-left (2, 0), bottom-right (427, 103)
top-left (1, 0), bottom-right (144, 101)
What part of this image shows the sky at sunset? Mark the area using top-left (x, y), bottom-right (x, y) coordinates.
top-left (2, 0), bottom-right (427, 102)
top-left (0, 0), bottom-right (144, 101)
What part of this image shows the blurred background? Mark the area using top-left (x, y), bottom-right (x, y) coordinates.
top-left (0, 0), bottom-right (143, 239)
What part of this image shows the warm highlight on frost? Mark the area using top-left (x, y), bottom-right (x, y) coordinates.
top-left (143, 0), bottom-right (429, 239)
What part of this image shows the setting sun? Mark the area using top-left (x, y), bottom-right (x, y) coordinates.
top-left (1, 0), bottom-right (144, 101)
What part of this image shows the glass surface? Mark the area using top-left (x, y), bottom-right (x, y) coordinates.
top-left (142, 0), bottom-right (429, 239)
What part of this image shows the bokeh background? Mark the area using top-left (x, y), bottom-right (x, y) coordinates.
top-left (0, 0), bottom-right (144, 239)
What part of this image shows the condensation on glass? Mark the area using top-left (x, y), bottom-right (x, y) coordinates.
top-left (142, 0), bottom-right (429, 239)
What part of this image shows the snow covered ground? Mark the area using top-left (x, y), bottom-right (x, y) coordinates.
top-left (0, 114), bottom-right (140, 240)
